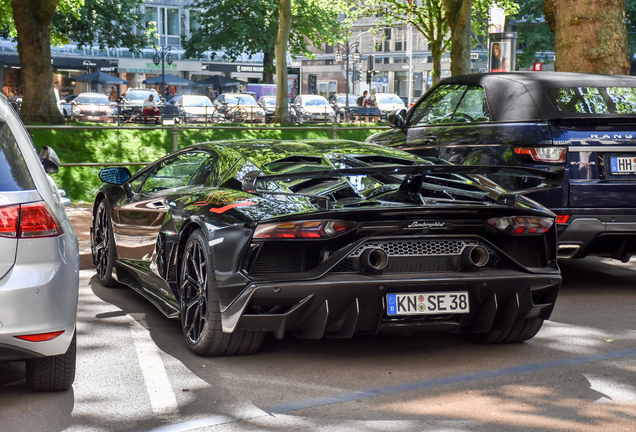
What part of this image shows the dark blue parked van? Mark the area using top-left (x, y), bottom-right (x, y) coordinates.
top-left (366, 72), bottom-right (636, 261)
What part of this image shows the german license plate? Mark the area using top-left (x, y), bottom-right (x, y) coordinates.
top-left (610, 156), bottom-right (636, 174)
top-left (387, 292), bottom-right (469, 316)
top-left (88, 116), bottom-right (100, 121)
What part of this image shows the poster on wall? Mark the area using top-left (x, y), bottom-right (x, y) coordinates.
top-left (288, 76), bottom-right (299, 99)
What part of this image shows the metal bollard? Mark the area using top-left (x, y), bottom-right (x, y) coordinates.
top-left (331, 123), bottom-right (338, 140)
top-left (172, 122), bottom-right (179, 152)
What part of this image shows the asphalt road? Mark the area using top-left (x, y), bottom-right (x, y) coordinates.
top-left (1, 256), bottom-right (635, 432)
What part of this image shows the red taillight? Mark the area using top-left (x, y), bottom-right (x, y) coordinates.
top-left (0, 205), bottom-right (19, 238)
top-left (556, 214), bottom-right (570, 224)
top-left (14, 330), bottom-right (65, 342)
top-left (514, 147), bottom-right (566, 163)
top-left (488, 216), bottom-right (554, 235)
top-left (254, 220), bottom-right (357, 239)
top-left (0, 202), bottom-right (61, 239)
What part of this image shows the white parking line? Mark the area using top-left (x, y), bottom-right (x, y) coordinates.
top-left (130, 320), bottom-right (180, 421)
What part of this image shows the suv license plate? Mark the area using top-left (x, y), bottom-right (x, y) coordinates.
top-left (610, 156), bottom-right (636, 174)
top-left (387, 292), bottom-right (469, 316)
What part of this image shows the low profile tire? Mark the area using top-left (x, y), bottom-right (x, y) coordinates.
top-left (464, 317), bottom-right (544, 344)
top-left (179, 229), bottom-right (264, 356)
top-left (93, 199), bottom-right (120, 287)
top-left (26, 332), bottom-right (76, 392)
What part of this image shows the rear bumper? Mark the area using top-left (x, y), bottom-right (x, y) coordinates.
top-left (225, 270), bottom-right (560, 339)
top-left (0, 235), bottom-right (79, 360)
top-left (555, 210), bottom-right (636, 259)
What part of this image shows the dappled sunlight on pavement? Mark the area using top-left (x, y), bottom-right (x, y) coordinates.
top-left (377, 383), bottom-right (636, 431)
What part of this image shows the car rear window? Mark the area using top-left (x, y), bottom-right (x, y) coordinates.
top-left (77, 95), bottom-right (109, 105)
top-left (125, 91), bottom-right (156, 101)
top-left (0, 121), bottom-right (36, 192)
top-left (547, 87), bottom-right (636, 114)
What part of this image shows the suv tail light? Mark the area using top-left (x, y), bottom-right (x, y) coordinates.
top-left (0, 202), bottom-right (62, 239)
top-left (254, 220), bottom-right (357, 239)
top-left (514, 146), bottom-right (566, 163)
top-left (488, 216), bottom-right (554, 235)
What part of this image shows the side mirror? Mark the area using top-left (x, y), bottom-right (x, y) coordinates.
top-left (99, 167), bottom-right (132, 185)
top-left (388, 108), bottom-right (407, 129)
top-left (38, 146), bottom-right (61, 174)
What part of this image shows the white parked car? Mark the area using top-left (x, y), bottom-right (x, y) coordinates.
top-left (293, 94), bottom-right (336, 123)
top-left (371, 93), bottom-right (407, 117)
top-left (174, 95), bottom-right (216, 124)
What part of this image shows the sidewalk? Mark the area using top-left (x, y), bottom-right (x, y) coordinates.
top-left (66, 205), bottom-right (93, 270)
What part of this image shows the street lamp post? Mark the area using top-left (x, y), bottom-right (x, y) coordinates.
top-left (335, 42), bottom-right (361, 121)
top-left (153, 46), bottom-right (174, 99)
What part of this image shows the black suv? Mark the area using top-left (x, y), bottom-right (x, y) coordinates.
top-left (366, 72), bottom-right (636, 261)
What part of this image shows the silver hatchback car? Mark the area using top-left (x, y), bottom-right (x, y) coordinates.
top-left (0, 94), bottom-right (79, 391)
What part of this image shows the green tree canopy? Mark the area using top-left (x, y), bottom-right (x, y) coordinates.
top-left (182, 0), bottom-right (348, 84)
top-left (1, 0), bottom-right (152, 123)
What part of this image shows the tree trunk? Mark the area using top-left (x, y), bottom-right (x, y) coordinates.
top-left (443, 0), bottom-right (473, 76)
top-left (273, 0), bottom-right (292, 124)
top-left (12, 0), bottom-right (64, 124)
top-left (263, 51), bottom-right (275, 84)
top-left (431, 39), bottom-right (443, 85)
top-left (545, 0), bottom-right (629, 74)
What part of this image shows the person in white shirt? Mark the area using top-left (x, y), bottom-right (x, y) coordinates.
top-left (142, 94), bottom-right (160, 124)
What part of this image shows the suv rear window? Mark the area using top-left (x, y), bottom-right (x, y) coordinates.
top-left (0, 121), bottom-right (36, 191)
top-left (547, 87), bottom-right (636, 114)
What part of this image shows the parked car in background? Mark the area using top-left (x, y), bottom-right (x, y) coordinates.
top-left (71, 92), bottom-right (113, 123)
top-left (213, 93), bottom-right (266, 123)
top-left (257, 95), bottom-right (297, 123)
top-left (59, 94), bottom-right (78, 118)
top-left (367, 72), bottom-right (636, 261)
top-left (292, 94), bottom-right (335, 123)
top-left (174, 95), bottom-right (216, 124)
top-left (328, 93), bottom-right (361, 123)
top-left (371, 93), bottom-right (407, 118)
top-left (119, 88), bottom-right (161, 123)
top-left (257, 95), bottom-right (277, 123)
top-left (0, 93), bottom-right (79, 391)
top-left (91, 139), bottom-right (561, 356)
top-left (161, 94), bottom-right (182, 121)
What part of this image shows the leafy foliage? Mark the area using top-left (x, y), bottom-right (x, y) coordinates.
top-left (352, 0), bottom-right (518, 80)
top-left (182, 0), bottom-right (347, 63)
top-left (509, 0), bottom-right (554, 69)
top-left (52, 0), bottom-right (153, 52)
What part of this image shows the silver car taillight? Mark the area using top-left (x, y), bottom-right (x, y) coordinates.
top-left (0, 202), bottom-right (62, 238)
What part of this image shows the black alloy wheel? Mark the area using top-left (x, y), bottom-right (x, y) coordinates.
top-left (179, 229), bottom-right (264, 356)
top-left (93, 200), bottom-right (119, 287)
